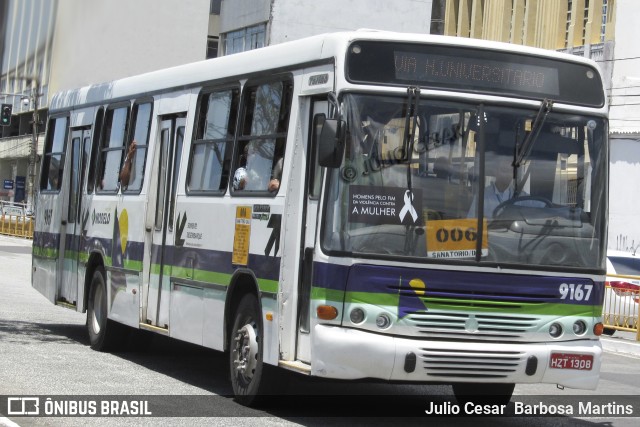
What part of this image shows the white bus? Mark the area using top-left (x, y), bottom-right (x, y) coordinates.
top-left (32, 30), bottom-right (609, 405)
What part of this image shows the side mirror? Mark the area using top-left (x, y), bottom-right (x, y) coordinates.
top-left (317, 115), bottom-right (346, 168)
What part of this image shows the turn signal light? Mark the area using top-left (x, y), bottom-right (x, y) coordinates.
top-left (317, 305), bottom-right (338, 320)
top-left (593, 322), bottom-right (604, 336)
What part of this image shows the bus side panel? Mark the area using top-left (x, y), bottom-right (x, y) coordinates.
top-left (170, 200), bottom-right (244, 351)
top-left (106, 196), bottom-right (146, 328)
top-left (32, 194), bottom-right (62, 303)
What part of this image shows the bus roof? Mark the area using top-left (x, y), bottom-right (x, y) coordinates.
top-left (50, 29), bottom-right (603, 112)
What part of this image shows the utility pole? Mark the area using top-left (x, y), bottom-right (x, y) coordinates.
top-left (25, 78), bottom-right (41, 214)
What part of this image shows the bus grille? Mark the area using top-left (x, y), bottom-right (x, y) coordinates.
top-left (407, 311), bottom-right (541, 342)
top-left (420, 348), bottom-right (525, 378)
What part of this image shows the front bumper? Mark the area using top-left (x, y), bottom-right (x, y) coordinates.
top-left (311, 325), bottom-right (601, 390)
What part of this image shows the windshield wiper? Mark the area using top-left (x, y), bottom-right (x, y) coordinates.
top-left (404, 86), bottom-right (420, 192)
top-left (514, 98), bottom-right (553, 168)
top-left (403, 86), bottom-right (420, 254)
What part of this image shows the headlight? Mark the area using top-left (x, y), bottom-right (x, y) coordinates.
top-left (549, 322), bottom-right (563, 338)
top-left (573, 320), bottom-right (587, 335)
top-left (376, 313), bottom-right (392, 329)
top-left (350, 308), bottom-right (365, 324)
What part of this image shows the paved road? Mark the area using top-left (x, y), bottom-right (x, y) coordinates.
top-left (0, 235), bottom-right (639, 426)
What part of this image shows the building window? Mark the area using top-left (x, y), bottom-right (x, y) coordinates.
top-left (430, 0), bottom-right (446, 35)
top-left (222, 23), bottom-right (266, 55)
top-left (210, 0), bottom-right (221, 15)
top-left (207, 36), bottom-right (219, 59)
top-left (582, 0), bottom-right (590, 45)
top-left (565, 0), bottom-right (573, 48)
top-left (600, 0), bottom-right (609, 42)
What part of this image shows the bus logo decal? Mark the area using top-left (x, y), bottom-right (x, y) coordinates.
top-left (398, 277), bottom-right (428, 319)
top-left (92, 209), bottom-right (111, 226)
top-left (265, 214), bottom-right (281, 257)
top-left (175, 212), bottom-right (187, 247)
top-left (43, 209), bottom-right (53, 226)
top-left (308, 73), bottom-right (329, 86)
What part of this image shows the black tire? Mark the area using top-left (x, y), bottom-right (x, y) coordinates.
top-left (86, 267), bottom-right (126, 351)
top-left (229, 293), bottom-right (280, 406)
top-left (452, 382), bottom-right (515, 406)
top-left (602, 328), bottom-right (616, 336)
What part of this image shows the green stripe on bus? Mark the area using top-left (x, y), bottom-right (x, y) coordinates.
top-left (314, 290), bottom-right (599, 316)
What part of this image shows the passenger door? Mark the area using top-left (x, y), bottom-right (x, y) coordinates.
top-left (58, 127), bottom-right (91, 306)
top-left (32, 116), bottom-right (69, 304)
top-left (145, 116), bottom-right (185, 328)
top-left (295, 100), bottom-right (327, 362)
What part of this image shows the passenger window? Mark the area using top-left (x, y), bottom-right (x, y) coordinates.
top-left (122, 102), bottom-right (152, 192)
top-left (233, 79), bottom-right (292, 195)
top-left (97, 106), bottom-right (130, 192)
top-left (40, 116), bottom-right (68, 192)
top-left (188, 88), bottom-right (239, 194)
top-left (87, 108), bottom-right (104, 194)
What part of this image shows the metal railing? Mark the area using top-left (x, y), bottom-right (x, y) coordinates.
top-left (0, 201), bottom-right (33, 239)
top-left (602, 278), bottom-right (640, 341)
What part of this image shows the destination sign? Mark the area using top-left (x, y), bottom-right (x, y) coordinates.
top-left (394, 52), bottom-right (559, 96)
top-left (346, 41), bottom-right (604, 107)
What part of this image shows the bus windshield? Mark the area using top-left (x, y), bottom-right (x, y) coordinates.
top-left (322, 93), bottom-right (608, 271)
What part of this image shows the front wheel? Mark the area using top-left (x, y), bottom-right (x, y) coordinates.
top-left (229, 293), bottom-right (281, 406)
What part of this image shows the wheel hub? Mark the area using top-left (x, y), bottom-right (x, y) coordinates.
top-left (233, 323), bottom-right (258, 380)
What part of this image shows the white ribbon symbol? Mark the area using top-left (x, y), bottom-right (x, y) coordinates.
top-left (399, 190), bottom-right (418, 223)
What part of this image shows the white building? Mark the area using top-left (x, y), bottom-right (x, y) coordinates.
top-left (218, 0), bottom-right (433, 54)
top-left (607, 0), bottom-right (640, 252)
top-left (0, 0), bottom-right (211, 207)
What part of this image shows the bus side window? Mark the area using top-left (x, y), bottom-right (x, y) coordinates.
top-left (40, 116), bottom-right (68, 192)
top-left (187, 88), bottom-right (239, 194)
top-left (122, 101), bottom-right (153, 193)
top-left (233, 79), bottom-right (292, 195)
top-left (86, 108), bottom-right (104, 194)
top-left (96, 105), bottom-right (130, 192)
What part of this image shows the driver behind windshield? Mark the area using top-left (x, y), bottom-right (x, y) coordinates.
top-left (467, 154), bottom-right (531, 218)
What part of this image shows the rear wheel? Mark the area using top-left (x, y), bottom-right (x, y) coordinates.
top-left (452, 382), bottom-right (515, 406)
top-left (86, 267), bottom-right (126, 351)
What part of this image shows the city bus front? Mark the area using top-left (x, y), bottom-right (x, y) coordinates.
top-left (309, 39), bottom-right (608, 400)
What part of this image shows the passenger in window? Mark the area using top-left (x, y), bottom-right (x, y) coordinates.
top-left (233, 167), bottom-right (248, 190)
top-left (268, 157), bottom-right (283, 193)
top-left (119, 140), bottom-right (137, 188)
top-left (234, 142), bottom-right (283, 193)
top-left (233, 145), bottom-right (249, 191)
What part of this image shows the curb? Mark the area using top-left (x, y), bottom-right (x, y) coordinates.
top-left (600, 334), bottom-right (640, 358)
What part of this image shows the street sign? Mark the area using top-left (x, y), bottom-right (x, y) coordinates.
top-left (3, 179), bottom-right (14, 189)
